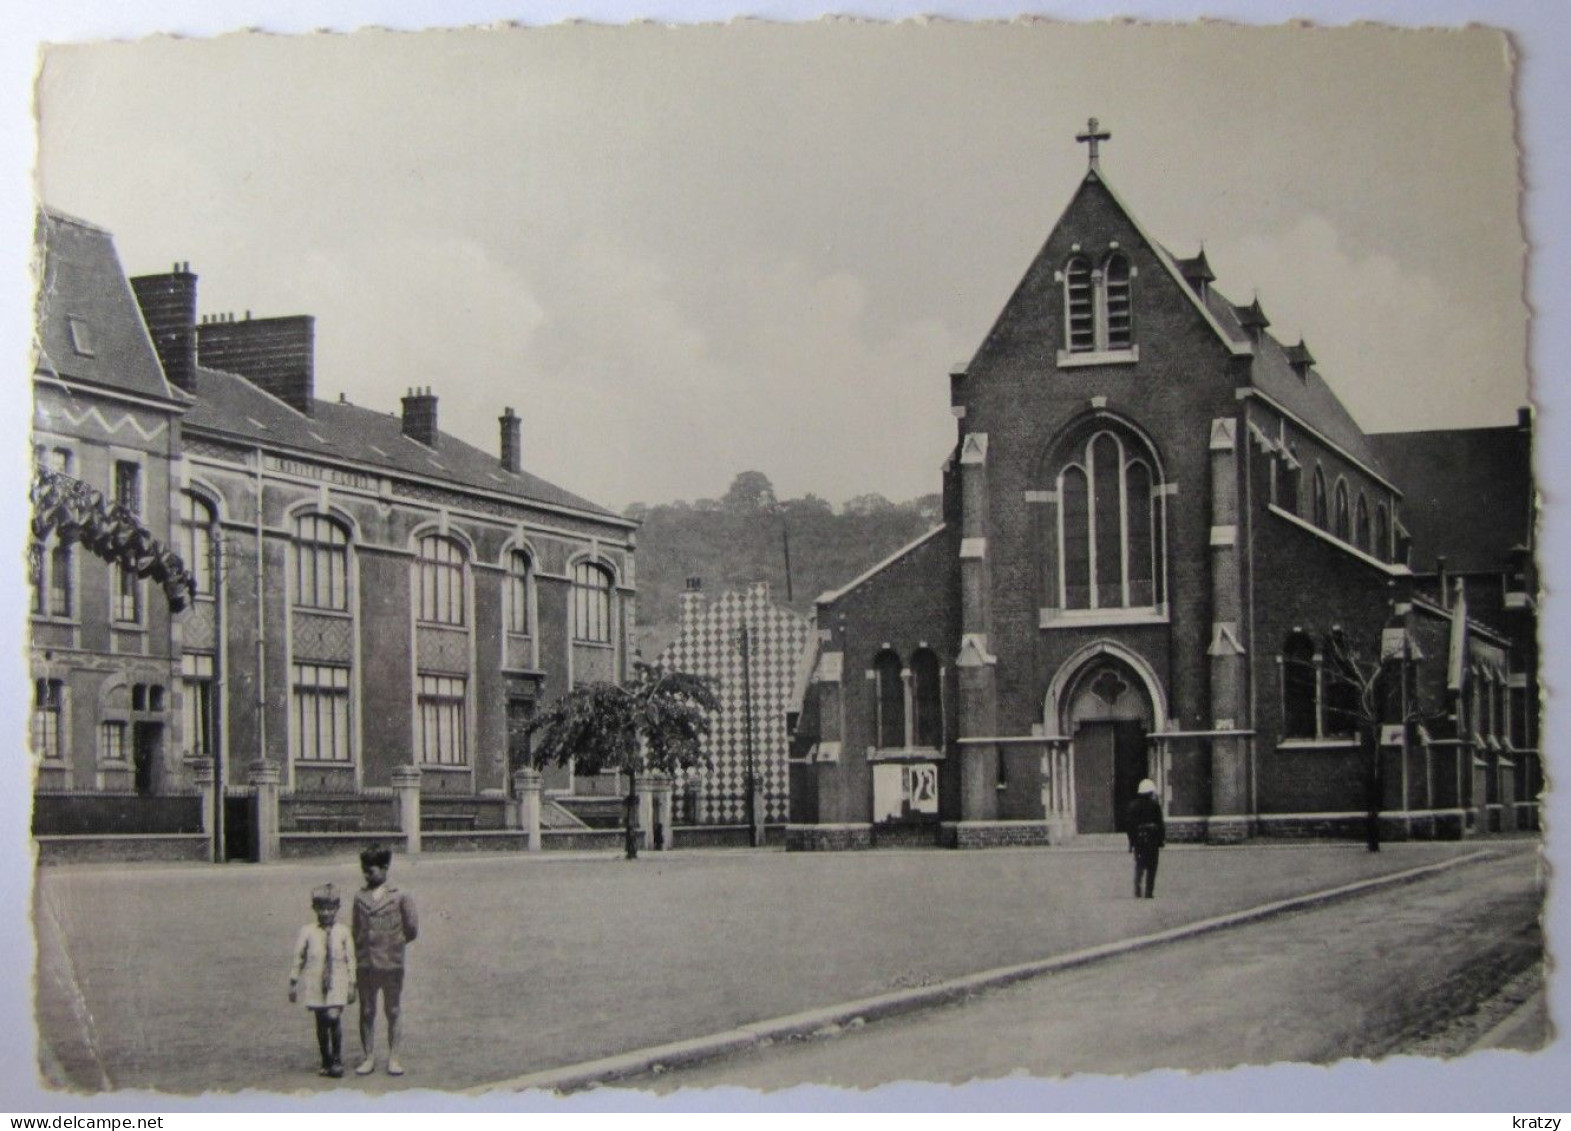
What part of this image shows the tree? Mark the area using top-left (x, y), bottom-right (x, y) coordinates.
top-left (524, 662), bottom-right (720, 858)
top-left (723, 471), bottom-right (778, 514)
top-left (842, 492), bottom-right (895, 517)
top-left (1296, 622), bottom-right (1440, 852)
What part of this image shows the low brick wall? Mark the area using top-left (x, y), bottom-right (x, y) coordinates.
top-left (35, 834), bottom-right (210, 865)
top-left (279, 832), bottom-right (407, 859)
top-left (279, 795), bottom-right (396, 834)
top-left (34, 793), bottom-right (203, 837)
top-left (785, 823), bottom-right (872, 851)
top-left (1165, 817), bottom-right (1209, 843)
top-left (540, 828), bottom-right (626, 852)
top-left (423, 831), bottom-right (532, 853)
top-left (938, 821), bottom-right (1056, 849)
top-left (671, 824), bottom-right (754, 849)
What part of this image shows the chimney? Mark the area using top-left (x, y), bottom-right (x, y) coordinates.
top-left (130, 263), bottom-right (198, 393)
top-left (679, 576), bottom-right (706, 627)
top-left (196, 312), bottom-right (315, 414)
top-left (401, 386), bottom-right (439, 447)
top-left (499, 406), bottom-right (521, 473)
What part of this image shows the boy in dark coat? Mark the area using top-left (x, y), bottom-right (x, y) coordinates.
top-left (1125, 778), bottom-right (1166, 898)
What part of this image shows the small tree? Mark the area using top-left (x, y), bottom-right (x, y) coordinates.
top-left (524, 662), bottom-right (719, 858)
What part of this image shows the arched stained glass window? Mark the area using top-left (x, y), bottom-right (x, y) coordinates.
top-left (1051, 424), bottom-right (1165, 615)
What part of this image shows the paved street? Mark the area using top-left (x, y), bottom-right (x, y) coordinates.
top-left (33, 839), bottom-right (1528, 1094)
top-left (645, 845), bottom-right (1545, 1091)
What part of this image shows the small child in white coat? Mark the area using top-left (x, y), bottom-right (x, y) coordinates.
top-left (289, 883), bottom-right (357, 1077)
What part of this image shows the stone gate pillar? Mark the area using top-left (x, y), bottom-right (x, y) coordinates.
top-left (248, 761), bottom-right (281, 863)
top-left (513, 767), bottom-right (542, 852)
top-left (635, 774), bottom-right (658, 851)
top-left (393, 765), bottom-right (423, 855)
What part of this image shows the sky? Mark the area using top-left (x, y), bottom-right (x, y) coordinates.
top-left (31, 20), bottom-right (1524, 514)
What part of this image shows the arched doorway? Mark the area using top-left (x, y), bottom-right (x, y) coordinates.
top-left (1062, 657), bottom-right (1154, 834)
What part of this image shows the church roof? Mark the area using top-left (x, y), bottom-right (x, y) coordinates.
top-left (33, 209), bottom-right (180, 404)
top-left (183, 364), bottom-right (629, 524)
top-left (1368, 424), bottom-right (1532, 575)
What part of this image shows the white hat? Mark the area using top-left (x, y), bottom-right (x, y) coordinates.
top-left (1137, 779), bottom-right (1157, 795)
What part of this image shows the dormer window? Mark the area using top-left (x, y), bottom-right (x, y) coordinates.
top-left (1060, 251), bottom-right (1137, 366)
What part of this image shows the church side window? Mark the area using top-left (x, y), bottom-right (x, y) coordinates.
top-left (1375, 505), bottom-right (1390, 562)
top-left (873, 650), bottom-right (905, 749)
top-left (911, 648), bottom-right (942, 749)
top-left (1312, 467), bottom-right (1328, 529)
top-left (1064, 256), bottom-right (1095, 352)
top-left (1323, 632), bottom-right (1358, 739)
top-left (1052, 426), bottom-right (1163, 614)
top-left (1354, 494), bottom-right (1371, 553)
top-left (1281, 633), bottom-right (1318, 739)
top-left (1333, 481), bottom-right (1351, 542)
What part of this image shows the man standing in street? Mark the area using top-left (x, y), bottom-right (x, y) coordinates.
top-left (1126, 778), bottom-right (1166, 899)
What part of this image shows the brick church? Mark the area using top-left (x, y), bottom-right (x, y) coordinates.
top-left (788, 123), bottom-right (1538, 849)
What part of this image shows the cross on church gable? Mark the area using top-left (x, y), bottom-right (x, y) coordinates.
top-left (1076, 117), bottom-right (1111, 170)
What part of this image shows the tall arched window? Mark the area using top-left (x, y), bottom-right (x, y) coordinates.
top-left (1282, 632), bottom-right (1317, 739)
top-left (1064, 256), bottom-right (1095, 352)
top-left (416, 535), bottom-right (466, 626)
top-left (1103, 253), bottom-right (1133, 349)
top-left (1052, 424), bottom-right (1163, 613)
top-left (1333, 481), bottom-right (1351, 542)
top-left (873, 650), bottom-right (905, 749)
top-left (184, 494), bottom-right (218, 600)
top-left (1312, 467), bottom-right (1328, 529)
top-left (1374, 505), bottom-right (1390, 562)
top-left (507, 550), bottom-right (532, 635)
top-left (571, 562), bottom-right (612, 643)
top-left (296, 515), bottom-right (349, 611)
top-left (910, 648), bottom-right (942, 749)
top-left (1354, 494), bottom-right (1371, 553)
top-left (1323, 632), bottom-right (1358, 739)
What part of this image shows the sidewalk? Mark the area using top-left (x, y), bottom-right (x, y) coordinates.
top-left (34, 838), bottom-right (1525, 1094)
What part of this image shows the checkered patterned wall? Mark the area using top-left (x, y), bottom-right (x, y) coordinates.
top-left (659, 582), bottom-right (812, 824)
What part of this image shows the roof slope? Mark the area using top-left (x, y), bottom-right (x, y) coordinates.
top-left (1369, 425), bottom-right (1532, 574)
top-left (183, 365), bottom-right (627, 522)
top-left (34, 209), bottom-right (177, 403)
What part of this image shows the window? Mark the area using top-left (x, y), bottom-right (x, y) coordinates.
top-left (182, 653), bottom-right (215, 759)
top-left (114, 461), bottom-right (141, 515)
top-left (1064, 256), bottom-right (1095, 352)
top-left (911, 649), bottom-right (942, 748)
top-left (1354, 494), bottom-right (1371, 553)
top-left (32, 679), bottom-right (64, 761)
top-left (1281, 633), bottom-right (1317, 739)
top-left (1333, 481), bottom-right (1351, 542)
top-left (1062, 253), bottom-right (1135, 355)
top-left (1312, 467), bottom-right (1328, 529)
top-left (571, 562), bottom-right (612, 643)
top-left (32, 540), bottom-right (73, 618)
top-left (1375, 505), bottom-right (1390, 562)
top-left (291, 663), bottom-right (351, 763)
top-left (507, 551), bottom-right (532, 635)
top-left (34, 446), bottom-right (72, 474)
top-left (416, 675), bottom-right (467, 766)
top-left (184, 494), bottom-right (218, 600)
top-left (873, 650), bottom-right (905, 749)
top-left (1323, 634), bottom-right (1358, 739)
top-left (416, 535), bottom-right (466, 626)
top-left (295, 515), bottom-right (349, 611)
top-left (114, 563), bottom-right (142, 624)
top-left (99, 721), bottom-right (127, 763)
top-left (1052, 427), bottom-right (1163, 612)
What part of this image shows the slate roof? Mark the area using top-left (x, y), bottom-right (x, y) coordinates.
top-left (1369, 425), bottom-right (1533, 574)
top-left (183, 365), bottom-right (629, 524)
top-left (34, 209), bottom-right (178, 404)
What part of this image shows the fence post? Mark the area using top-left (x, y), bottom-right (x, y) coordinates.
top-left (248, 761), bottom-right (281, 863)
top-left (393, 766), bottom-right (423, 856)
top-left (513, 767), bottom-right (542, 852)
top-left (192, 757), bottom-right (216, 839)
top-left (635, 774), bottom-right (658, 851)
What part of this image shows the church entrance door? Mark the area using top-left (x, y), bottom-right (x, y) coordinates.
top-left (1061, 657), bottom-right (1154, 835)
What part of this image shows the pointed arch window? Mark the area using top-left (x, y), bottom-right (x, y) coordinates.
top-left (1354, 494), bottom-right (1371, 553)
top-left (1312, 467), bottom-right (1328, 529)
top-left (910, 648), bottom-right (943, 749)
top-left (1281, 632), bottom-right (1318, 739)
top-left (873, 650), bottom-right (905, 750)
top-left (1374, 504), bottom-right (1390, 562)
top-left (1064, 256), bottom-right (1095, 352)
top-left (1333, 482), bottom-right (1351, 542)
top-left (507, 550), bottom-right (533, 635)
top-left (1103, 253), bottom-right (1133, 349)
top-left (1062, 252), bottom-right (1135, 357)
top-left (1323, 632), bottom-right (1358, 739)
top-left (1050, 425), bottom-right (1164, 615)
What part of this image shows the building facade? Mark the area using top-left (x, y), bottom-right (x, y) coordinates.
top-left (31, 212), bottom-right (638, 860)
top-left (788, 131), bottom-right (1538, 849)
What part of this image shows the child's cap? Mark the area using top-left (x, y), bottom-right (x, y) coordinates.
top-left (359, 843), bottom-right (392, 870)
top-left (311, 883), bottom-right (341, 908)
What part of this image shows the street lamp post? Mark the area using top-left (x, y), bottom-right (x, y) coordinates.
top-left (738, 623), bottom-right (761, 847)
